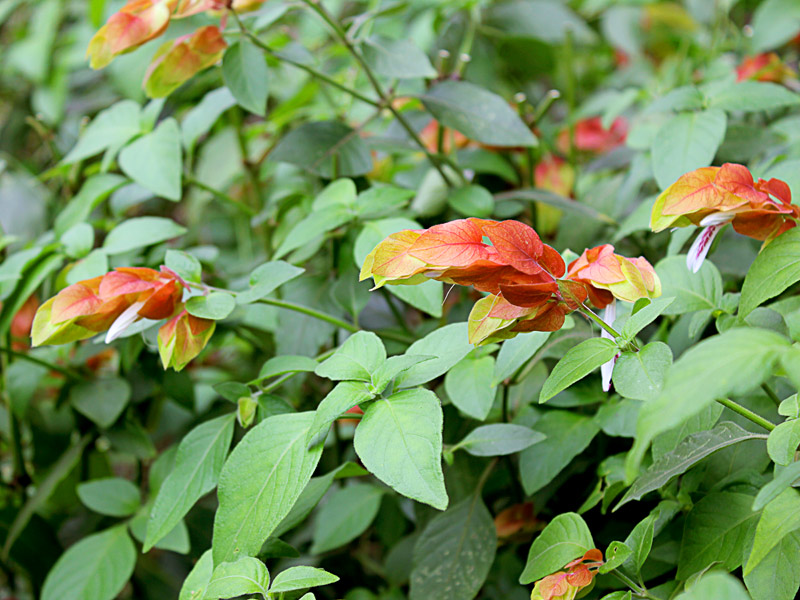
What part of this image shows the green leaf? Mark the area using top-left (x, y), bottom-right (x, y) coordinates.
top-left (274, 206), bottom-right (353, 260)
top-left (539, 338), bottom-right (619, 403)
top-left (77, 477), bottom-right (140, 517)
top-left (484, 0), bottom-right (595, 44)
top-left (118, 118), bottom-right (182, 200)
top-left (745, 489), bottom-right (800, 573)
top-left (272, 462), bottom-right (367, 539)
top-left (205, 557), bottom-right (270, 600)
top-left (622, 513), bottom-right (655, 574)
top-left (599, 541), bottom-right (632, 574)
top-left (448, 184), bottom-right (495, 218)
top-left (370, 355), bottom-right (434, 394)
top-left (354, 186), bottom-right (414, 219)
top-left (750, 0), bottom-right (800, 52)
top-left (41, 525), bottom-right (136, 600)
top-left (253, 355), bottom-right (318, 384)
top-left (165, 249), bottom-right (202, 283)
top-left (456, 424), bottom-right (545, 457)
top-left (652, 403), bottom-right (723, 460)
top-left (181, 87), bottom-right (237, 150)
top-left (651, 109), bottom-right (727, 190)
top-left (69, 377), bottom-right (131, 428)
top-left (675, 572), bottom-right (750, 600)
top-left (493, 331), bottom-right (550, 385)
top-left (362, 36), bottom-right (436, 79)
top-left (185, 292), bottom-right (236, 321)
top-left (612, 342), bottom-right (672, 401)
top-left (307, 381), bottom-right (374, 447)
top-left (269, 566), bottom-right (339, 594)
top-left (708, 81), bottom-right (800, 112)
top-left (222, 40), bottom-right (269, 116)
top-left (1, 434), bottom-right (91, 560)
top-left (144, 414), bottom-right (235, 552)
top-left (236, 260), bottom-right (305, 305)
top-left (744, 530), bottom-right (800, 600)
top-left (354, 388), bottom-right (448, 510)
top-left (179, 549), bottom-right (213, 600)
top-left (54, 173), bottom-right (127, 236)
top-left (767, 420), bottom-right (800, 465)
top-left (419, 81), bottom-right (538, 147)
top-left (618, 422), bottom-right (766, 509)
top-left (444, 356), bottom-right (496, 420)
top-left (627, 328), bottom-right (789, 480)
top-left (311, 483), bottom-right (384, 554)
top-left (753, 461), bottom-right (800, 511)
top-left (409, 495), bottom-right (497, 600)
top-left (271, 120), bottom-right (373, 178)
top-left (212, 412), bottom-right (323, 564)
top-left (129, 511), bottom-right (190, 554)
top-left (621, 297), bottom-right (675, 340)
top-left (740, 229), bottom-right (800, 317)
top-left (103, 216), bottom-right (187, 255)
top-left (677, 492), bottom-right (760, 578)
top-left (519, 512), bottom-right (593, 584)
top-left (519, 410), bottom-right (599, 494)
top-left (315, 331), bottom-right (386, 382)
top-left (62, 100), bottom-right (141, 164)
top-left (394, 323), bottom-right (473, 388)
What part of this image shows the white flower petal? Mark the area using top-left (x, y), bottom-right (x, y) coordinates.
top-left (105, 301), bottom-right (144, 343)
top-left (686, 225), bottom-right (722, 273)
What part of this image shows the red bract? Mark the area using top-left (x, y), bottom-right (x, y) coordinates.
top-left (494, 502), bottom-right (538, 538)
top-left (9, 295), bottom-right (39, 351)
top-left (558, 117), bottom-right (627, 154)
top-left (651, 163), bottom-right (799, 271)
top-left (736, 53), bottom-right (796, 83)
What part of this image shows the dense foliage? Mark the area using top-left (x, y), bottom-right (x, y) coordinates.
top-left (3, 1), bottom-right (800, 599)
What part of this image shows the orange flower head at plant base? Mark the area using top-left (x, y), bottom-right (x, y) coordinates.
top-left (31, 266), bottom-right (184, 348)
top-left (530, 549), bottom-right (604, 600)
top-left (144, 25), bottom-right (227, 98)
top-left (651, 162), bottom-right (799, 272)
top-left (736, 53), bottom-right (796, 83)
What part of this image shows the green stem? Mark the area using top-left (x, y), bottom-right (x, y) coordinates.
top-left (298, 0), bottom-right (464, 186)
top-left (234, 14), bottom-right (381, 108)
top-left (453, 6), bottom-right (479, 76)
top-left (0, 346), bottom-right (82, 380)
top-left (0, 336), bottom-right (28, 486)
top-left (761, 382), bottom-right (782, 407)
top-left (186, 176), bottom-right (256, 216)
top-left (611, 569), bottom-right (659, 600)
top-left (716, 398), bottom-right (775, 431)
top-left (256, 298), bottom-right (359, 333)
top-left (579, 304), bottom-right (622, 339)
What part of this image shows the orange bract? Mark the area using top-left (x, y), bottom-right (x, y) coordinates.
top-left (530, 549), bottom-right (605, 600)
top-left (144, 25), bottom-right (227, 98)
top-left (651, 163), bottom-right (799, 242)
top-left (362, 218), bottom-right (659, 345)
top-left (736, 53), bottom-right (796, 83)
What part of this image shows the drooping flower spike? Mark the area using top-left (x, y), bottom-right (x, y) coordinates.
top-left (651, 163), bottom-right (799, 272)
top-left (530, 549), bottom-right (604, 600)
top-left (31, 266), bottom-right (213, 371)
top-left (564, 244), bottom-right (660, 391)
top-left (557, 116), bottom-right (628, 155)
top-left (360, 219), bottom-right (662, 361)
